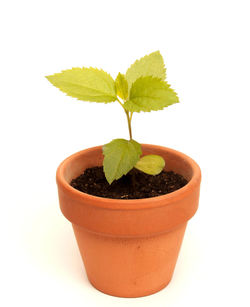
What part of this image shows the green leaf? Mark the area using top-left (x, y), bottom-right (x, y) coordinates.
top-left (124, 76), bottom-right (179, 112)
top-left (115, 73), bottom-right (128, 100)
top-left (103, 139), bottom-right (142, 184)
top-left (46, 67), bottom-right (117, 103)
top-left (126, 51), bottom-right (166, 90)
top-left (135, 155), bottom-right (165, 175)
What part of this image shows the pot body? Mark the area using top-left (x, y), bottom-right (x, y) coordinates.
top-left (56, 145), bottom-right (201, 297)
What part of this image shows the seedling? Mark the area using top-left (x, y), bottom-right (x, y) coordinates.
top-left (46, 51), bottom-right (179, 184)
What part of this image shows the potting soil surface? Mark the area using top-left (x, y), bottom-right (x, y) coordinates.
top-left (70, 166), bottom-right (188, 199)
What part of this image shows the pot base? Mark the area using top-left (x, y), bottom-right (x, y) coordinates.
top-left (89, 278), bottom-right (172, 298)
top-left (72, 222), bottom-right (187, 298)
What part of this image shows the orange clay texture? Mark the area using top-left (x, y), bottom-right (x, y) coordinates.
top-left (56, 144), bottom-right (201, 297)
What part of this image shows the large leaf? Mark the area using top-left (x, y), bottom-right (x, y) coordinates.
top-left (126, 51), bottom-right (166, 90)
top-left (135, 155), bottom-right (165, 175)
top-left (115, 73), bottom-right (128, 100)
top-left (46, 67), bottom-right (117, 103)
top-left (124, 76), bottom-right (179, 112)
top-left (103, 139), bottom-right (142, 184)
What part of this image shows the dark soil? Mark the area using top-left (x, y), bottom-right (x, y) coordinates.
top-left (70, 166), bottom-right (188, 199)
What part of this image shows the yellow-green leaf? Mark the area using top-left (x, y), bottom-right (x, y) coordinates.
top-left (126, 51), bottom-right (166, 90)
top-left (46, 67), bottom-right (117, 103)
top-left (124, 76), bottom-right (179, 113)
top-left (135, 155), bottom-right (165, 175)
top-left (115, 73), bottom-right (128, 100)
top-left (103, 139), bottom-right (142, 184)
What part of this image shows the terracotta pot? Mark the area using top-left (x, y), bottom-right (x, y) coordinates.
top-left (56, 144), bottom-right (201, 297)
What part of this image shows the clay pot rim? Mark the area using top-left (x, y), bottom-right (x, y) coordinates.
top-left (56, 144), bottom-right (201, 210)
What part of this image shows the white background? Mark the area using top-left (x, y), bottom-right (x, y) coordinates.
top-left (1, 0), bottom-right (250, 306)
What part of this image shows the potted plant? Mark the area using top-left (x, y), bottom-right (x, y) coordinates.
top-left (46, 51), bottom-right (201, 298)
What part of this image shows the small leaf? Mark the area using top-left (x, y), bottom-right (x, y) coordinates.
top-left (46, 67), bottom-right (117, 103)
top-left (135, 155), bottom-right (165, 175)
top-left (126, 51), bottom-right (166, 90)
top-left (115, 73), bottom-right (128, 100)
top-left (103, 139), bottom-right (142, 184)
top-left (124, 76), bottom-right (179, 113)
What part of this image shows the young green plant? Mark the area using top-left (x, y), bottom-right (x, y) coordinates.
top-left (46, 51), bottom-right (179, 184)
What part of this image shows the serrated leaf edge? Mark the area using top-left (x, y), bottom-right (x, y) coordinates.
top-left (46, 67), bottom-right (117, 103)
top-left (124, 76), bottom-right (179, 113)
top-left (126, 51), bottom-right (166, 88)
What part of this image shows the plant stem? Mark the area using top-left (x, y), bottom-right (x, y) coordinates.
top-left (117, 98), bottom-right (133, 140)
top-left (125, 110), bottom-right (132, 140)
top-left (116, 98), bottom-right (124, 108)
